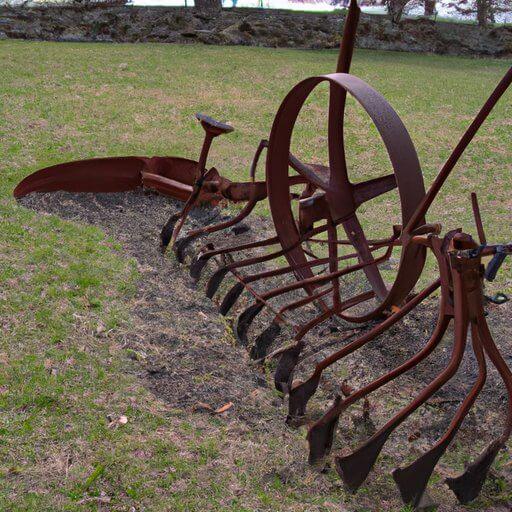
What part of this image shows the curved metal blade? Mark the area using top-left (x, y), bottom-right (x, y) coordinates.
top-left (334, 428), bottom-right (391, 491)
top-left (13, 156), bottom-right (145, 198)
top-left (220, 282), bottom-right (245, 316)
top-left (287, 373), bottom-right (321, 421)
top-left (307, 396), bottom-right (343, 465)
top-left (236, 303), bottom-right (265, 346)
top-left (250, 321), bottom-right (282, 360)
top-left (274, 342), bottom-right (302, 394)
top-left (189, 244), bottom-right (215, 280)
top-left (174, 232), bottom-right (204, 263)
top-left (160, 213), bottom-right (182, 253)
top-left (206, 267), bottom-right (230, 299)
top-left (392, 440), bottom-right (449, 508)
top-left (445, 439), bottom-right (502, 504)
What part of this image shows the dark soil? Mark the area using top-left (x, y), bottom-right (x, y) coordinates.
top-left (20, 189), bottom-right (512, 511)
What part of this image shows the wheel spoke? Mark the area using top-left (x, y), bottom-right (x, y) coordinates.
top-left (341, 215), bottom-right (388, 300)
top-left (353, 174), bottom-right (397, 207)
top-left (288, 153), bottom-right (329, 190)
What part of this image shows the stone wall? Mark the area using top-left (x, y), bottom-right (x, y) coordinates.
top-left (0, 5), bottom-right (511, 57)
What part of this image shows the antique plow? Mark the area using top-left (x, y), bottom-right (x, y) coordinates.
top-left (13, 0), bottom-right (511, 507)
top-left (162, 1), bottom-right (512, 506)
top-left (306, 225), bottom-right (512, 508)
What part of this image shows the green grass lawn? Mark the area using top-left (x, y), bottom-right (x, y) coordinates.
top-left (0, 40), bottom-right (511, 511)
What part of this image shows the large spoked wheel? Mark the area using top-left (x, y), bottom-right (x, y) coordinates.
top-left (266, 73), bottom-right (427, 323)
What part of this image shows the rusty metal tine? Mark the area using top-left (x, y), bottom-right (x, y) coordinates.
top-left (393, 321), bottom-right (487, 508)
top-left (174, 198), bottom-right (258, 262)
top-left (189, 234), bottom-right (280, 279)
top-left (476, 309), bottom-right (512, 441)
top-left (235, 246), bottom-right (394, 347)
top-left (160, 212), bottom-right (183, 253)
top-left (276, 289), bottom-right (386, 395)
top-left (288, 280), bottom-right (442, 421)
top-left (308, 234), bottom-right (400, 247)
top-left (447, 303), bottom-right (512, 504)
top-left (207, 247), bottom-right (331, 301)
top-left (275, 285), bottom-right (335, 319)
top-left (218, 239), bottom-right (391, 315)
top-left (244, 241), bottom-right (394, 309)
top-left (190, 221), bottom-right (331, 280)
top-left (470, 192), bottom-right (487, 246)
top-left (248, 285), bottom-right (335, 360)
top-left (334, 269), bottom-right (469, 492)
top-left (405, 66), bottom-right (512, 233)
top-left (306, 312), bottom-right (451, 464)
top-left (308, 394), bottom-right (344, 466)
top-left (173, 138), bottom-right (268, 261)
top-left (274, 307), bottom-right (337, 394)
top-left (204, 222), bottom-right (331, 290)
top-left (263, 289), bottom-right (374, 363)
top-left (169, 130), bottom-right (215, 247)
top-left (218, 257), bottom-right (332, 315)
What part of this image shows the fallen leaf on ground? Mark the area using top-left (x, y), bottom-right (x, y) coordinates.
top-left (215, 402), bottom-right (233, 414)
top-left (192, 402), bottom-right (213, 413)
top-left (107, 415), bottom-right (129, 428)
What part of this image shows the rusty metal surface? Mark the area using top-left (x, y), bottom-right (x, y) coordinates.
top-left (12, 0), bottom-right (511, 506)
top-left (14, 155), bottom-right (223, 205)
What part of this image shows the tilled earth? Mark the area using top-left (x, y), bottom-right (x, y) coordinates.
top-left (20, 189), bottom-right (512, 511)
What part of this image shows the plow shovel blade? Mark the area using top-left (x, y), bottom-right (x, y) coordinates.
top-left (307, 396), bottom-right (342, 465)
top-left (220, 282), bottom-right (245, 316)
top-left (250, 321), bottom-right (282, 359)
top-left (14, 155), bottom-right (222, 205)
top-left (287, 373), bottom-right (321, 420)
top-left (14, 156), bottom-right (145, 198)
top-left (335, 429), bottom-right (391, 491)
top-left (392, 440), bottom-right (448, 508)
top-left (445, 439), bottom-right (502, 504)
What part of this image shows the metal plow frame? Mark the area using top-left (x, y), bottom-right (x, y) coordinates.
top-left (13, 0), bottom-right (512, 507)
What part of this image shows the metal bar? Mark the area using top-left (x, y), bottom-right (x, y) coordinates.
top-left (405, 66), bottom-right (512, 232)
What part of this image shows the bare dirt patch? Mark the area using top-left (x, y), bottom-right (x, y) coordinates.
top-left (20, 189), bottom-right (512, 511)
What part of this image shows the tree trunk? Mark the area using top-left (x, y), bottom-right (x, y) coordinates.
top-left (424, 0), bottom-right (436, 16)
top-left (386, 0), bottom-right (409, 23)
top-left (476, 0), bottom-right (489, 26)
top-left (194, 0), bottom-right (222, 12)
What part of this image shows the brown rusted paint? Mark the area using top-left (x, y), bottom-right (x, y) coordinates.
top-left (14, 155), bottom-right (223, 205)
top-left (14, 156), bottom-right (145, 198)
top-left (11, 0), bottom-right (511, 504)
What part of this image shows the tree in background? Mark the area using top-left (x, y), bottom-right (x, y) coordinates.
top-left (384, 0), bottom-right (411, 23)
top-left (424, 0), bottom-right (436, 15)
top-left (384, 0), bottom-right (432, 23)
top-left (444, 0), bottom-right (511, 26)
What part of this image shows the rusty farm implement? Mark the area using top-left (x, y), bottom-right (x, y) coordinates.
top-left (14, 0), bottom-right (511, 507)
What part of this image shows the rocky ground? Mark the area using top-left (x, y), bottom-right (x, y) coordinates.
top-left (20, 189), bottom-right (512, 511)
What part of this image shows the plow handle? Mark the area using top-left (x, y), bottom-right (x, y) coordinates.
top-left (485, 247), bottom-right (508, 282)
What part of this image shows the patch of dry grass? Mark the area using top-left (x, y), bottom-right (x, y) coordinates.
top-left (0, 40), bottom-right (511, 511)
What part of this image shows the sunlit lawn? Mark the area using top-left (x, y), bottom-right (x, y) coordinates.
top-left (0, 40), bottom-right (510, 510)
